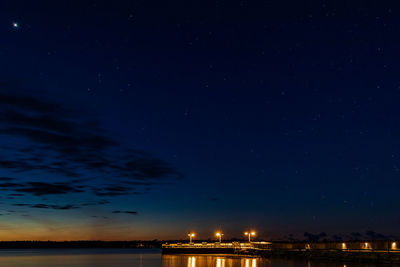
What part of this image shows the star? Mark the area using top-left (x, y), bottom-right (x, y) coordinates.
top-left (12, 22), bottom-right (18, 28)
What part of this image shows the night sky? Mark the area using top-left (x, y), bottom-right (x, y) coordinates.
top-left (1, 1), bottom-right (400, 241)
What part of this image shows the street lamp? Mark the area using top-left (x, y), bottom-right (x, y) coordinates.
top-left (216, 232), bottom-right (224, 243)
top-left (244, 231), bottom-right (256, 242)
top-left (188, 233), bottom-right (195, 244)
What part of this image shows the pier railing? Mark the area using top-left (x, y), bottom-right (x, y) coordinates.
top-left (162, 242), bottom-right (269, 249)
top-left (163, 243), bottom-right (244, 249)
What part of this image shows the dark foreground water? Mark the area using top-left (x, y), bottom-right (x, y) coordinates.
top-left (0, 249), bottom-right (391, 267)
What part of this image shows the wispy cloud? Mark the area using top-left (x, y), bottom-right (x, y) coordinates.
top-left (112, 210), bottom-right (138, 215)
top-left (14, 203), bottom-right (79, 210)
top-left (14, 182), bottom-right (84, 196)
top-left (0, 87), bottom-right (182, 213)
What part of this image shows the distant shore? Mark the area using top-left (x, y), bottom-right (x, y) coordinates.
top-left (0, 241), bottom-right (161, 249)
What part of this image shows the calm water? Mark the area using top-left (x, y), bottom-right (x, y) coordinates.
top-left (0, 249), bottom-right (391, 267)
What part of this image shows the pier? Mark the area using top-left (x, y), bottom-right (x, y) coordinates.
top-left (162, 242), bottom-right (262, 255)
top-left (162, 241), bottom-right (400, 264)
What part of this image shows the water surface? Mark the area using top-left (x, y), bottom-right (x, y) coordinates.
top-left (0, 249), bottom-right (391, 266)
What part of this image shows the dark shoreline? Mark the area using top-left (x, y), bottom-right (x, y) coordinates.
top-left (0, 241), bottom-right (161, 249)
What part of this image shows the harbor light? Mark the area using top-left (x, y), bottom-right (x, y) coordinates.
top-left (188, 233), bottom-right (195, 244)
top-left (244, 231), bottom-right (256, 242)
top-left (216, 232), bottom-right (224, 243)
top-left (392, 242), bottom-right (397, 250)
top-left (342, 243), bottom-right (347, 250)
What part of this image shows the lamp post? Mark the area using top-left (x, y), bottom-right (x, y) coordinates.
top-left (188, 233), bottom-right (195, 244)
top-left (216, 232), bottom-right (224, 243)
top-left (244, 231), bottom-right (256, 243)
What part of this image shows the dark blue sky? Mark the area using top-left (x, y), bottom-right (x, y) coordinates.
top-left (0, 0), bottom-right (400, 240)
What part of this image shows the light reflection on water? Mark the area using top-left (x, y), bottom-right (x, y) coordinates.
top-left (188, 256), bottom-right (196, 267)
top-left (163, 255), bottom-right (261, 267)
top-left (216, 257), bottom-right (225, 267)
top-left (188, 257), bottom-right (256, 267)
